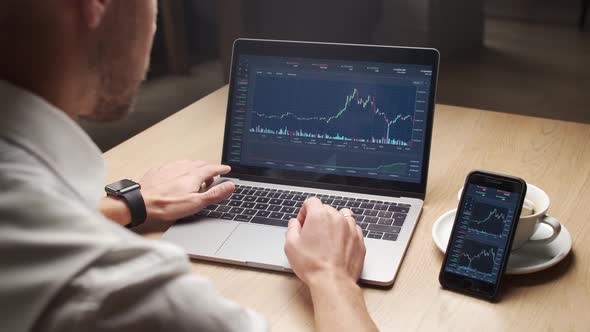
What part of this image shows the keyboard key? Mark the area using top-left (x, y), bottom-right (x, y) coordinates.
top-left (254, 203), bottom-right (269, 210)
top-left (254, 191), bottom-right (266, 196)
top-left (368, 224), bottom-right (401, 234)
top-left (242, 202), bottom-right (256, 209)
top-left (292, 195), bottom-right (306, 201)
top-left (333, 199), bottom-right (346, 206)
top-left (357, 198), bottom-right (369, 202)
top-left (393, 212), bottom-right (407, 220)
top-left (256, 210), bottom-right (270, 217)
top-left (268, 192), bottom-right (282, 198)
top-left (284, 213), bottom-right (297, 220)
top-left (279, 193), bottom-right (294, 200)
top-left (229, 207), bottom-right (244, 214)
top-left (377, 211), bottom-right (393, 218)
top-left (255, 197), bottom-right (270, 203)
top-left (293, 207), bottom-right (301, 214)
top-left (235, 215), bottom-right (252, 222)
top-left (346, 201), bottom-right (361, 208)
top-left (217, 206), bottom-right (231, 213)
top-left (267, 205), bottom-right (282, 212)
top-left (228, 201), bottom-right (242, 207)
top-left (219, 199), bottom-right (230, 206)
top-left (393, 218), bottom-right (405, 226)
top-left (269, 198), bottom-right (283, 205)
top-left (281, 206), bottom-right (296, 213)
top-left (368, 232), bottom-right (383, 239)
top-left (243, 209), bottom-right (257, 216)
top-left (398, 203), bottom-right (411, 208)
top-left (251, 216), bottom-right (288, 227)
top-left (243, 196), bottom-right (256, 202)
top-left (322, 198), bottom-right (334, 205)
top-left (221, 213), bottom-right (236, 220)
top-left (208, 211), bottom-right (223, 218)
top-left (383, 233), bottom-right (398, 241)
top-left (270, 212), bottom-right (284, 219)
top-left (356, 215), bottom-right (365, 222)
top-left (360, 203), bottom-right (375, 209)
top-left (204, 204), bottom-right (218, 211)
top-left (352, 207), bottom-right (364, 215)
top-left (281, 200), bottom-right (296, 206)
top-left (364, 216), bottom-right (379, 224)
top-left (196, 210), bottom-right (209, 217)
top-left (377, 218), bottom-right (393, 226)
top-left (374, 204), bottom-right (388, 211)
top-left (359, 222), bottom-right (369, 230)
top-left (294, 201), bottom-right (303, 208)
top-left (389, 206), bottom-right (410, 213)
top-left (230, 194), bottom-right (244, 200)
top-left (362, 210), bottom-right (378, 216)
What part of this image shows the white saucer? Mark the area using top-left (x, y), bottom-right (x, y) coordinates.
top-left (432, 209), bottom-right (573, 275)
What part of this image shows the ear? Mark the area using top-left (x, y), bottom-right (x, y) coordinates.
top-left (79, 0), bottom-right (112, 29)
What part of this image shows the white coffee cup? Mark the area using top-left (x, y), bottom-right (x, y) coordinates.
top-left (457, 183), bottom-right (561, 250)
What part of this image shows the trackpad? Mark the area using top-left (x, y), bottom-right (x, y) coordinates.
top-left (216, 224), bottom-right (291, 269)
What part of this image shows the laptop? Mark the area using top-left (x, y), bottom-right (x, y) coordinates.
top-left (162, 39), bottom-right (439, 286)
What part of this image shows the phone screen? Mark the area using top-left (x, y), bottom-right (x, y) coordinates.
top-left (444, 183), bottom-right (521, 285)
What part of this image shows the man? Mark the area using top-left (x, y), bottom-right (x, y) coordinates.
top-left (0, 1), bottom-right (378, 331)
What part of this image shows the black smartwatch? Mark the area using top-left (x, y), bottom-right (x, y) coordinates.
top-left (105, 179), bottom-right (147, 228)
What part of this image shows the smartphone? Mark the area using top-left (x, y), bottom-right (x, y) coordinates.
top-left (439, 170), bottom-right (527, 301)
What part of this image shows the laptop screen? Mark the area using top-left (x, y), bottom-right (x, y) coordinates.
top-left (223, 40), bottom-right (439, 197)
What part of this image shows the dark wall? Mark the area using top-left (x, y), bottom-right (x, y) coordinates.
top-left (241, 0), bottom-right (383, 44)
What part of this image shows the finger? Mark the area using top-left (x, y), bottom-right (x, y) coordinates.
top-left (286, 218), bottom-right (302, 242)
top-left (339, 208), bottom-right (355, 219)
top-left (297, 196), bottom-right (323, 223)
top-left (191, 164), bottom-right (231, 186)
top-left (189, 181), bottom-right (235, 211)
top-left (356, 224), bottom-right (364, 241)
top-left (284, 218), bottom-right (302, 258)
top-left (339, 208), bottom-right (357, 227)
top-left (192, 164), bottom-right (231, 184)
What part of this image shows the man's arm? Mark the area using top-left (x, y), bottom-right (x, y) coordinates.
top-left (35, 235), bottom-right (268, 332)
top-left (99, 160), bottom-right (235, 226)
top-left (285, 198), bottom-right (378, 332)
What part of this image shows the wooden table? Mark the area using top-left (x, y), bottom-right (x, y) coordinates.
top-left (104, 86), bottom-right (590, 331)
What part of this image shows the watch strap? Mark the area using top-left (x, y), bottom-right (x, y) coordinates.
top-left (120, 188), bottom-right (147, 228)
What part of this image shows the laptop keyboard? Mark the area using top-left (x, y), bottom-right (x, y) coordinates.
top-left (196, 185), bottom-right (410, 241)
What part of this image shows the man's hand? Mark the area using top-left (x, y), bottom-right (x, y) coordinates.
top-left (285, 197), bottom-right (365, 285)
top-left (100, 160), bottom-right (234, 226)
top-left (284, 197), bottom-right (377, 332)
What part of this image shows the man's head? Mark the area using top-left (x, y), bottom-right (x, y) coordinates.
top-left (0, 0), bottom-right (158, 121)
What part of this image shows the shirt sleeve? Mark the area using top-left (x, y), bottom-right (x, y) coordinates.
top-left (34, 239), bottom-right (269, 332)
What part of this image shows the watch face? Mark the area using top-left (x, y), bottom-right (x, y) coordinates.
top-left (106, 179), bottom-right (140, 194)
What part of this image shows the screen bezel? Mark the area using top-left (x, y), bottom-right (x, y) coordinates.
top-left (439, 170), bottom-right (527, 301)
top-left (221, 38), bottom-right (440, 199)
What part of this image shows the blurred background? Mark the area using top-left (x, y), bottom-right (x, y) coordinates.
top-left (80, 0), bottom-right (590, 152)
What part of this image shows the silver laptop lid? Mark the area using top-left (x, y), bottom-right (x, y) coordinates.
top-left (222, 39), bottom-right (439, 199)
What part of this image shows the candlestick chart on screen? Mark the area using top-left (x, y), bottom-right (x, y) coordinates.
top-left (248, 77), bottom-right (417, 147)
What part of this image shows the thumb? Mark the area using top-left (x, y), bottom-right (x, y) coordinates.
top-left (285, 218), bottom-right (301, 259)
top-left (285, 218), bottom-right (301, 244)
top-left (190, 181), bottom-right (235, 211)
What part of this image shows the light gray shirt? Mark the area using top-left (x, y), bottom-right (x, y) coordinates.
top-left (0, 81), bottom-right (268, 332)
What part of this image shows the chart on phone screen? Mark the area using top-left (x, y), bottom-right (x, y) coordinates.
top-left (226, 55), bottom-right (434, 184)
top-left (445, 184), bottom-right (520, 283)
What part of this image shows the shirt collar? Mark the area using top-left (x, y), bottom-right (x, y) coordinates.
top-left (0, 80), bottom-right (106, 207)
